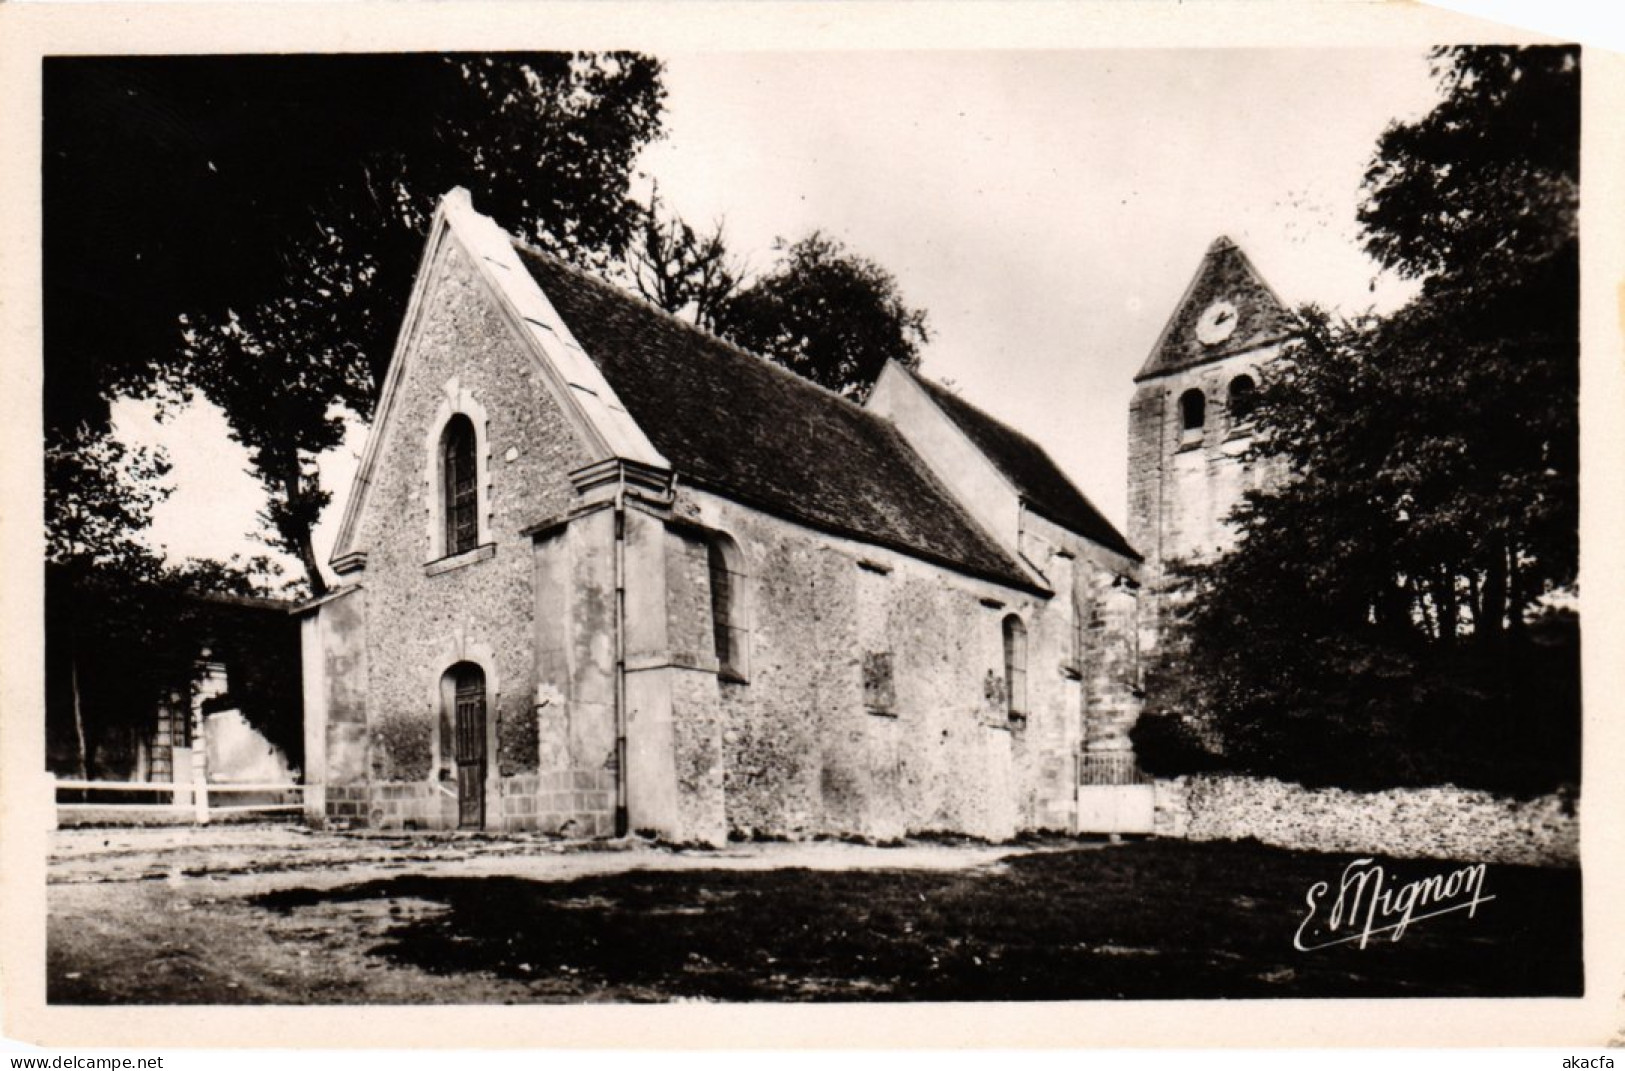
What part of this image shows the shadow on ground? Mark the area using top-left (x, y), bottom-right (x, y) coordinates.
top-left (240, 840), bottom-right (1581, 1002)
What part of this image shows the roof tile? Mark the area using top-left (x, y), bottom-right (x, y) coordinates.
top-left (514, 246), bottom-right (1043, 593)
top-left (910, 374), bottom-right (1139, 560)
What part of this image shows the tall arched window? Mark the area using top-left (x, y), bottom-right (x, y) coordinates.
top-left (1179, 388), bottom-right (1206, 435)
top-left (1003, 615), bottom-right (1028, 722)
top-left (708, 534), bottom-right (749, 682)
top-left (1070, 582), bottom-right (1089, 679)
top-left (441, 415), bottom-right (479, 557)
top-left (1228, 374), bottom-right (1257, 425)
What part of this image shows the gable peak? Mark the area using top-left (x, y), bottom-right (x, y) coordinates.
top-left (1134, 235), bottom-right (1297, 383)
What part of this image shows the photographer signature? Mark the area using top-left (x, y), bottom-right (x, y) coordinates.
top-left (1294, 858), bottom-right (1494, 951)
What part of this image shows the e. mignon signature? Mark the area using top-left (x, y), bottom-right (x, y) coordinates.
top-left (1294, 858), bottom-right (1494, 951)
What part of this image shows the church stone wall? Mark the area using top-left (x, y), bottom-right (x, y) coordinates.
top-left (333, 236), bottom-right (597, 830)
top-left (529, 509), bottom-right (621, 837)
top-left (1125, 387), bottom-right (1164, 569)
top-left (660, 488), bottom-right (1107, 843)
top-left (303, 587), bottom-right (368, 790)
top-left (309, 215), bottom-right (1154, 841)
top-left (1019, 511), bottom-right (1142, 758)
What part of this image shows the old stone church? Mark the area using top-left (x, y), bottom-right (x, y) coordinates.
top-left (299, 189), bottom-right (1293, 843)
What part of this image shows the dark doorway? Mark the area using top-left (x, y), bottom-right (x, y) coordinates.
top-left (447, 663), bottom-right (486, 829)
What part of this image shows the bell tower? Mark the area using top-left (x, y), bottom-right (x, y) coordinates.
top-left (1127, 236), bottom-right (1297, 648)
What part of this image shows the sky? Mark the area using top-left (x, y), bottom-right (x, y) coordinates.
top-left (111, 48), bottom-right (1445, 586)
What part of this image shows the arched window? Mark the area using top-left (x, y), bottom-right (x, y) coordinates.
top-left (1179, 388), bottom-right (1206, 433)
top-left (1229, 374), bottom-right (1257, 425)
top-left (708, 534), bottom-right (749, 682)
top-left (422, 383), bottom-right (491, 565)
top-left (1069, 581), bottom-right (1089, 680)
top-left (441, 415), bottom-right (479, 557)
top-left (441, 661), bottom-right (487, 829)
top-left (1003, 615), bottom-right (1028, 722)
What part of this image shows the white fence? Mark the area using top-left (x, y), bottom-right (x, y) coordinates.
top-left (52, 776), bottom-right (308, 825)
top-left (1075, 752), bottom-right (1159, 835)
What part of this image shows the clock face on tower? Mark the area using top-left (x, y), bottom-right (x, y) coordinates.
top-left (1195, 300), bottom-right (1239, 346)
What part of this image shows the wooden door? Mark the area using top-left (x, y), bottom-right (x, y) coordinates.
top-left (453, 670), bottom-right (486, 829)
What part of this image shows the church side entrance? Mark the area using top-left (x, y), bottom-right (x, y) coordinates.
top-left (448, 663), bottom-right (487, 829)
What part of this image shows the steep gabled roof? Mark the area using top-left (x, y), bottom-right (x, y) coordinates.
top-left (1135, 236), bottom-right (1298, 382)
top-left (514, 246), bottom-right (1043, 594)
top-left (328, 189), bottom-right (664, 570)
top-left (907, 372), bottom-right (1139, 561)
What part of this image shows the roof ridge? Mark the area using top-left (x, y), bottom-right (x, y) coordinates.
top-left (909, 368), bottom-right (1084, 505)
top-left (1228, 242), bottom-right (1293, 315)
top-left (907, 366), bottom-right (1052, 460)
top-left (900, 366), bottom-right (1139, 560)
top-left (194, 589), bottom-right (298, 610)
top-left (1137, 236), bottom-right (1232, 381)
top-left (511, 232), bottom-right (1048, 592)
top-left (508, 237), bottom-right (889, 416)
top-left (48, 564), bottom-right (296, 610)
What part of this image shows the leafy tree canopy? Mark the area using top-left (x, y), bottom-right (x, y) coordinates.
top-left (47, 422), bottom-right (289, 599)
top-left (1359, 46), bottom-right (1579, 287)
top-left (47, 53), bottom-right (667, 594)
top-left (1138, 46), bottom-right (1579, 796)
top-left (624, 200), bottom-right (932, 402)
top-left (46, 428), bottom-right (297, 778)
top-left (46, 53), bottom-right (665, 436)
top-left (46, 426), bottom-right (172, 582)
top-left (713, 232), bottom-right (930, 401)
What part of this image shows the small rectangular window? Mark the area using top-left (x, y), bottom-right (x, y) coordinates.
top-left (863, 651), bottom-right (895, 714)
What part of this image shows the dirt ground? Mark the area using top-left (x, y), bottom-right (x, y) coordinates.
top-left (46, 823), bottom-right (1583, 1003)
top-left (47, 824), bottom-right (1063, 1003)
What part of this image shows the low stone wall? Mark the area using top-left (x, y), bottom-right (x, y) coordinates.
top-left (325, 783), bottom-right (455, 829)
top-left (497, 769), bottom-right (616, 836)
top-left (325, 770), bottom-right (614, 833)
top-left (1155, 775), bottom-right (1578, 867)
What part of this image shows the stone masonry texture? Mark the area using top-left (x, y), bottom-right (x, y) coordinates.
top-left (343, 236), bottom-right (596, 830)
top-left (1128, 344), bottom-right (1285, 651)
top-left (1165, 775), bottom-right (1578, 867)
top-left (666, 487), bottom-right (1116, 843)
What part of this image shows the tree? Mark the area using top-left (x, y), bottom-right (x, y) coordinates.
top-left (1359, 47), bottom-right (1579, 290)
top-left (44, 426), bottom-right (290, 779)
top-left (45, 426), bottom-right (168, 778)
top-left (47, 558), bottom-right (299, 781)
top-left (46, 425), bottom-right (171, 580)
top-left (712, 232), bottom-right (929, 401)
top-left (624, 187), bottom-right (741, 331)
top-left (1354, 45), bottom-right (1579, 642)
top-left (47, 53), bottom-right (667, 595)
top-left (623, 202), bottom-right (933, 401)
top-left (1139, 46), bottom-right (1579, 795)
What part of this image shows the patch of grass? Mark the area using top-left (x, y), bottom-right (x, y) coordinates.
top-left (240, 839), bottom-right (1581, 1002)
